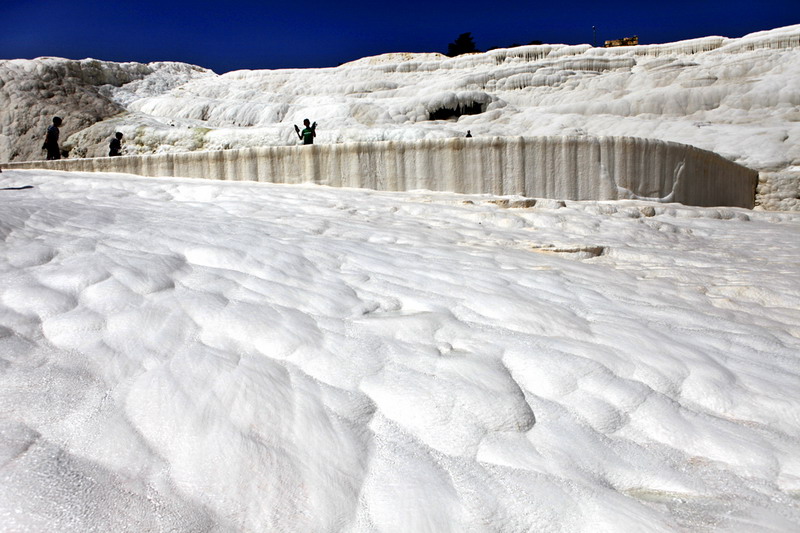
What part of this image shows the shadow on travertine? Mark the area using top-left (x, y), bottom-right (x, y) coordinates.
top-left (4, 136), bottom-right (758, 208)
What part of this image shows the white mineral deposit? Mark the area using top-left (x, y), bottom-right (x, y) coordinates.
top-left (1, 23), bottom-right (799, 533)
top-left (1, 25), bottom-right (799, 208)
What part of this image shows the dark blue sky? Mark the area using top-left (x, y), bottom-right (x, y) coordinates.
top-left (2, 1), bottom-right (798, 73)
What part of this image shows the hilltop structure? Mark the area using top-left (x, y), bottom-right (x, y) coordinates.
top-left (604, 36), bottom-right (639, 47)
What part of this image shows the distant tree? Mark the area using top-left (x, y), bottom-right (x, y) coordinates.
top-left (447, 32), bottom-right (479, 57)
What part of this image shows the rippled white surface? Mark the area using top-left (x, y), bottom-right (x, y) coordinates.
top-left (1, 169), bottom-right (798, 531)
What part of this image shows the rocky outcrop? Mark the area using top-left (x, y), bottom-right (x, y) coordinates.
top-left (0, 58), bottom-right (211, 162)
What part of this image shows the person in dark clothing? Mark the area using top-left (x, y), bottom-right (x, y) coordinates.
top-left (294, 119), bottom-right (317, 145)
top-left (43, 116), bottom-right (62, 160)
top-left (466, 130), bottom-right (472, 138)
top-left (109, 132), bottom-right (124, 156)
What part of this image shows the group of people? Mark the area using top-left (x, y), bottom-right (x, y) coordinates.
top-left (41, 115), bottom-right (471, 159)
top-left (42, 116), bottom-right (124, 160)
top-left (42, 114), bottom-right (316, 160)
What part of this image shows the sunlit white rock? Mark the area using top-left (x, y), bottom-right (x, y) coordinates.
top-left (5, 136), bottom-right (758, 207)
top-left (0, 169), bottom-right (798, 531)
top-left (1, 25), bottom-right (799, 208)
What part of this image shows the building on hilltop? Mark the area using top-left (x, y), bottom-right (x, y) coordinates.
top-left (605, 36), bottom-right (639, 47)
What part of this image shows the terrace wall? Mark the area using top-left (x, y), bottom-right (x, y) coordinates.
top-left (4, 136), bottom-right (758, 207)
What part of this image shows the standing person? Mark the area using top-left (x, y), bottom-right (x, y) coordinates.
top-left (43, 116), bottom-right (62, 160)
top-left (109, 132), bottom-right (124, 156)
top-left (294, 119), bottom-right (317, 145)
top-left (466, 130), bottom-right (472, 137)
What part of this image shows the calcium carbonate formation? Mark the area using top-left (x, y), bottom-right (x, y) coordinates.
top-left (1, 24), bottom-right (798, 207)
top-left (5, 136), bottom-right (757, 207)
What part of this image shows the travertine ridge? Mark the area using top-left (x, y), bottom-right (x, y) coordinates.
top-left (4, 136), bottom-right (757, 207)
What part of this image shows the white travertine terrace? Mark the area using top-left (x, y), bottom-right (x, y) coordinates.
top-left (1, 24), bottom-right (797, 208)
top-left (4, 136), bottom-right (758, 207)
top-left (1, 167), bottom-right (798, 532)
top-left (2, 23), bottom-right (799, 533)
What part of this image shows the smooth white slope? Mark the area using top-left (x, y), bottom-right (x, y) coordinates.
top-left (1, 170), bottom-right (799, 532)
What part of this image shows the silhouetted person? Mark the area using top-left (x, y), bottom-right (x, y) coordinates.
top-left (43, 116), bottom-right (62, 160)
top-left (294, 119), bottom-right (317, 145)
top-left (466, 130), bottom-right (472, 138)
top-left (109, 132), bottom-right (123, 156)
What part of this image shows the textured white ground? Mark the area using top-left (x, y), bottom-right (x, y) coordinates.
top-left (1, 169), bottom-right (799, 532)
